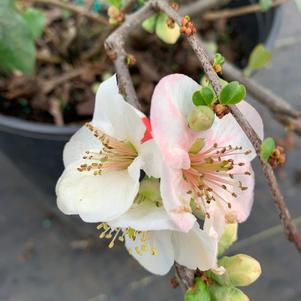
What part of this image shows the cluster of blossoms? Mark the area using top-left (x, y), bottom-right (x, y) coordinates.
top-left (56, 74), bottom-right (263, 283)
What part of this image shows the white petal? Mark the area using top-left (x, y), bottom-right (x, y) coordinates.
top-left (150, 74), bottom-right (200, 168)
top-left (172, 223), bottom-right (218, 271)
top-left (109, 201), bottom-right (179, 231)
top-left (56, 161), bottom-right (140, 222)
top-left (137, 139), bottom-right (162, 178)
top-left (63, 126), bottom-right (101, 167)
top-left (92, 75), bottom-right (146, 147)
top-left (236, 101), bottom-right (264, 140)
top-left (125, 230), bottom-right (174, 275)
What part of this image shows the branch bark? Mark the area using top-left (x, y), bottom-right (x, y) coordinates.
top-left (202, 0), bottom-right (290, 21)
top-left (104, 0), bottom-right (301, 290)
top-left (31, 0), bottom-right (109, 25)
top-left (154, 0), bottom-right (301, 252)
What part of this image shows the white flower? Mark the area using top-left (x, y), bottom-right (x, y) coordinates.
top-left (56, 75), bottom-right (161, 223)
top-left (99, 200), bottom-right (219, 275)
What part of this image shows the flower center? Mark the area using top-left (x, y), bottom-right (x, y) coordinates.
top-left (97, 223), bottom-right (158, 256)
top-left (183, 142), bottom-right (252, 220)
top-left (77, 123), bottom-right (138, 175)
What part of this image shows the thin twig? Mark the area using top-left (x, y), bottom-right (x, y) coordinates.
top-left (153, 0), bottom-right (301, 253)
top-left (105, 0), bottom-right (301, 290)
top-left (180, 0), bottom-right (231, 17)
top-left (203, 0), bottom-right (290, 21)
top-left (122, 0), bottom-right (137, 13)
top-left (31, 0), bottom-right (109, 25)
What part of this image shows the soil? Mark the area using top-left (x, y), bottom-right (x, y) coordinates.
top-left (0, 5), bottom-right (249, 125)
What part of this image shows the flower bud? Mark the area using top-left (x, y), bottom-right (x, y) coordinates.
top-left (218, 223), bottom-right (238, 256)
top-left (209, 284), bottom-right (250, 301)
top-left (218, 254), bottom-right (261, 287)
top-left (138, 177), bottom-right (161, 204)
top-left (155, 13), bottom-right (180, 44)
top-left (188, 106), bottom-right (215, 132)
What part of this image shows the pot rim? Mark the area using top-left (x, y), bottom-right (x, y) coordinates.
top-left (0, 5), bottom-right (283, 141)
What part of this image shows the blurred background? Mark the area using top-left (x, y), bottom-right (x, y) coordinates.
top-left (1, 0), bottom-right (301, 300)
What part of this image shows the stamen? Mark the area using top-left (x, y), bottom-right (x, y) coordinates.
top-left (78, 123), bottom-right (138, 176)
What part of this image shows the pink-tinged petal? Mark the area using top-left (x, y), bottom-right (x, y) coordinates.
top-left (203, 160), bottom-right (254, 224)
top-left (150, 74), bottom-right (200, 169)
top-left (160, 163), bottom-right (196, 232)
top-left (236, 101), bottom-right (264, 141)
top-left (197, 101), bottom-right (263, 162)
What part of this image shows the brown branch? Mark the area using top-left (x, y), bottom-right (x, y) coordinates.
top-left (30, 0), bottom-right (109, 25)
top-left (180, 0), bottom-right (231, 18)
top-left (203, 0), bottom-right (290, 21)
top-left (104, 0), bottom-right (301, 290)
top-left (154, 0), bottom-right (301, 252)
top-left (175, 263), bottom-right (195, 290)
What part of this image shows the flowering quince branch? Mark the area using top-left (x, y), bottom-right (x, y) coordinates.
top-left (105, 0), bottom-right (301, 254)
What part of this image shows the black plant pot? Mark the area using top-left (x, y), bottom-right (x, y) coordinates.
top-left (0, 2), bottom-right (282, 198)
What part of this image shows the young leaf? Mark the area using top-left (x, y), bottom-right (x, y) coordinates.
top-left (209, 284), bottom-right (250, 301)
top-left (192, 86), bottom-right (215, 106)
top-left (259, 0), bottom-right (273, 11)
top-left (244, 44), bottom-right (272, 76)
top-left (260, 137), bottom-right (275, 162)
top-left (155, 13), bottom-right (180, 44)
top-left (214, 53), bottom-right (225, 67)
top-left (22, 8), bottom-right (46, 39)
top-left (296, 0), bottom-right (301, 13)
top-left (0, 4), bottom-right (35, 74)
top-left (107, 0), bottom-right (123, 9)
top-left (142, 14), bottom-right (158, 33)
top-left (185, 278), bottom-right (210, 301)
top-left (219, 81), bottom-right (246, 105)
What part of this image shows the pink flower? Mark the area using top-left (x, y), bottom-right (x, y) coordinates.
top-left (150, 74), bottom-right (264, 233)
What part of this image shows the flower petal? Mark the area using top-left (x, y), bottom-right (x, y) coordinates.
top-left (203, 160), bottom-right (255, 224)
top-left (56, 160), bottom-right (140, 222)
top-left (150, 74), bottom-right (200, 169)
top-left (109, 201), bottom-right (179, 231)
top-left (172, 223), bottom-right (218, 271)
top-left (199, 101), bottom-right (262, 161)
top-left (236, 101), bottom-right (264, 140)
top-left (137, 139), bottom-right (162, 178)
top-left (125, 230), bottom-right (174, 275)
top-left (92, 75), bottom-right (146, 148)
top-left (160, 164), bottom-right (196, 232)
top-left (63, 126), bottom-right (101, 167)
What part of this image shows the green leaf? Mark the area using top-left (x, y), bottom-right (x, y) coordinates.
top-left (219, 81), bottom-right (246, 105)
top-left (22, 8), bottom-right (46, 39)
top-left (0, 4), bottom-right (35, 74)
top-left (155, 13), bottom-right (180, 44)
top-left (259, 0), bottom-right (273, 11)
top-left (295, 0), bottom-right (301, 13)
top-left (107, 0), bottom-right (123, 9)
top-left (260, 137), bottom-right (275, 162)
top-left (209, 284), bottom-right (250, 301)
top-left (142, 14), bottom-right (158, 33)
top-left (185, 278), bottom-right (210, 301)
top-left (192, 86), bottom-right (215, 106)
top-left (214, 53), bottom-right (225, 67)
top-left (244, 44), bottom-right (272, 76)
